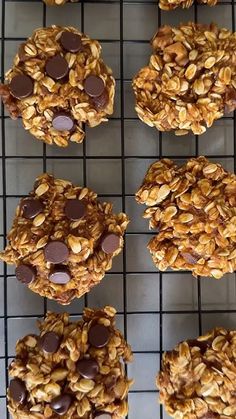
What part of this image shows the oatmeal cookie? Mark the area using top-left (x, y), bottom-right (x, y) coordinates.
top-left (133, 23), bottom-right (236, 136)
top-left (0, 26), bottom-right (115, 147)
top-left (159, 0), bottom-right (217, 10)
top-left (0, 174), bottom-right (129, 304)
top-left (157, 327), bottom-right (236, 419)
top-left (136, 157), bottom-right (236, 279)
top-left (8, 307), bottom-right (133, 419)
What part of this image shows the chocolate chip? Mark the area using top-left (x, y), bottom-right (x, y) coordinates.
top-left (188, 339), bottom-right (212, 354)
top-left (77, 358), bottom-right (99, 379)
top-left (88, 324), bottom-right (110, 348)
top-left (39, 331), bottom-right (61, 353)
top-left (94, 413), bottom-right (112, 419)
top-left (21, 197), bottom-right (44, 219)
top-left (101, 233), bottom-right (120, 254)
top-left (49, 266), bottom-right (71, 284)
top-left (9, 74), bottom-right (34, 99)
top-left (204, 359), bottom-right (222, 372)
top-left (15, 264), bottom-right (36, 285)
top-left (65, 199), bottom-right (86, 220)
top-left (52, 112), bottom-right (74, 132)
top-left (50, 394), bottom-right (72, 416)
top-left (60, 31), bottom-right (82, 53)
top-left (44, 241), bottom-right (69, 264)
top-left (182, 251), bottom-right (199, 265)
top-left (84, 75), bottom-right (105, 98)
top-left (92, 90), bottom-right (109, 110)
top-left (45, 55), bottom-right (69, 80)
top-left (9, 379), bottom-right (27, 404)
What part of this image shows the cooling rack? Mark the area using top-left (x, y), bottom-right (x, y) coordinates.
top-left (0, 1), bottom-right (236, 418)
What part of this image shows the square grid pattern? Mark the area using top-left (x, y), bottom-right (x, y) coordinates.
top-left (0, 1), bottom-right (236, 419)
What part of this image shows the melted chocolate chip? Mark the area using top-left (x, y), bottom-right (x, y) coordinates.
top-left (204, 359), bottom-right (222, 372)
top-left (101, 233), bottom-right (120, 254)
top-left (52, 112), bottom-right (74, 132)
top-left (49, 266), bottom-right (71, 284)
top-left (44, 241), bottom-right (69, 264)
top-left (84, 75), bottom-right (105, 98)
top-left (9, 379), bottom-right (27, 404)
top-left (182, 251), bottom-right (199, 265)
top-left (39, 331), bottom-right (61, 353)
top-left (9, 74), bottom-right (34, 100)
top-left (45, 55), bottom-right (69, 80)
top-left (188, 339), bottom-right (212, 354)
top-left (21, 197), bottom-right (44, 219)
top-left (92, 90), bottom-right (109, 110)
top-left (15, 264), bottom-right (36, 285)
top-left (64, 199), bottom-right (86, 220)
top-left (60, 31), bottom-right (82, 53)
top-left (50, 394), bottom-right (72, 416)
top-left (88, 324), bottom-right (110, 348)
top-left (77, 358), bottom-right (99, 379)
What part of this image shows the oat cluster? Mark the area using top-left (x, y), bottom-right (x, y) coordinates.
top-left (136, 157), bottom-right (236, 279)
top-left (43, 0), bottom-right (78, 4)
top-left (157, 327), bottom-right (236, 419)
top-left (8, 307), bottom-right (133, 419)
top-left (133, 23), bottom-right (236, 136)
top-left (0, 173), bottom-right (129, 304)
top-left (159, 0), bottom-right (217, 10)
top-left (0, 25), bottom-right (115, 147)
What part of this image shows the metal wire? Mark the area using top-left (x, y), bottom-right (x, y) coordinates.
top-left (0, 1), bottom-right (236, 419)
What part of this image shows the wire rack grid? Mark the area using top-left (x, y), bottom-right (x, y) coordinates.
top-left (0, 1), bottom-right (236, 418)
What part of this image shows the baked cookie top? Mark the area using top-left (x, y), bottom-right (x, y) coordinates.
top-left (8, 307), bottom-right (133, 419)
top-left (133, 23), bottom-right (236, 136)
top-left (0, 173), bottom-right (129, 304)
top-left (0, 26), bottom-right (115, 147)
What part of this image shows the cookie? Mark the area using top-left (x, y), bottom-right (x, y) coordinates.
top-left (136, 156), bottom-right (236, 279)
top-left (133, 23), bottom-right (236, 136)
top-left (0, 174), bottom-right (129, 304)
top-left (159, 0), bottom-right (216, 10)
top-left (0, 26), bottom-right (115, 147)
top-left (8, 307), bottom-right (133, 419)
top-left (157, 327), bottom-right (236, 419)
